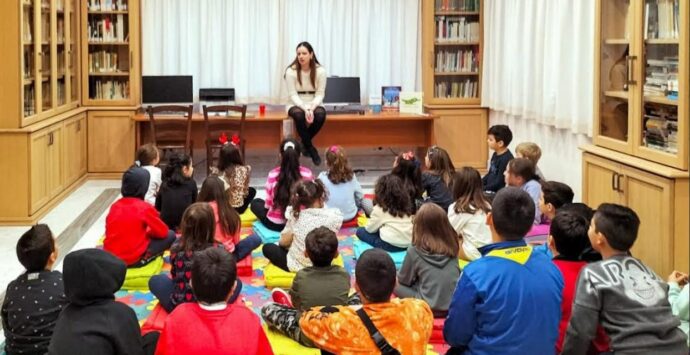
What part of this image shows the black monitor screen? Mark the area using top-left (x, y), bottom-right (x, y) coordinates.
top-left (142, 76), bottom-right (193, 103)
top-left (323, 77), bottom-right (361, 104)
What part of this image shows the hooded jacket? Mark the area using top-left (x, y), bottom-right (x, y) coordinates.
top-left (48, 249), bottom-right (147, 355)
top-left (395, 245), bottom-right (460, 314)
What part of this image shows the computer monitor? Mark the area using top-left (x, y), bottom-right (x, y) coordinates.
top-left (323, 77), bottom-right (361, 105)
top-left (142, 75), bottom-right (193, 104)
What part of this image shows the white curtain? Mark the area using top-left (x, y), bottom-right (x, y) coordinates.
top-left (481, 0), bottom-right (595, 135)
top-left (141, 0), bottom-right (421, 104)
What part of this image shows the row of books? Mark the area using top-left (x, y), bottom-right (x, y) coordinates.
top-left (89, 79), bottom-right (129, 100)
top-left (645, 0), bottom-right (680, 39)
top-left (435, 0), bottom-right (480, 12)
top-left (436, 16), bottom-right (480, 42)
top-left (41, 82), bottom-right (51, 108)
top-left (87, 16), bottom-right (127, 42)
top-left (435, 79), bottom-right (478, 98)
top-left (88, 50), bottom-right (124, 73)
top-left (23, 9), bottom-right (33, 42)
top-left (435, 49), bottom-right (479, 73)
top-left (644, 105), bottom-right (678, 153)
top-left (644, 57), bottom-right (678, 99)
top-left (23, 50), bottom-right (33, 78)
top-left (24, 86), bottom-right (35, 116)
top-left (87, 0), bottom-right (128, 11)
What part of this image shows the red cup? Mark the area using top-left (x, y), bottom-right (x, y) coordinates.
top-left (259, 104), bottom-right (266, 116)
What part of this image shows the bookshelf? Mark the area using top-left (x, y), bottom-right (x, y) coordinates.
top-left (584, 0), bottom-right (689, 277)
top-left (594, 0), bottom-right (688, 170)
top-left (422, 0), bottom-right (488, 169)
top-left (81, 0), bottom-right (140, 106)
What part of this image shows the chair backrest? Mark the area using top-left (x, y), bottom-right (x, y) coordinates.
top-left (202, 104), bottom-right (248, 172)
top-left (146, 105), bottom-right (194, 153)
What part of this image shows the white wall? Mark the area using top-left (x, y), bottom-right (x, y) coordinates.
top-left (489, 110), bottom-right (592, 201)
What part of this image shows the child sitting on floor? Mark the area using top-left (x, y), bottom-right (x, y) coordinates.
top-left (539, 180), bottom-right (574, 222)
top-left (155, 248), bottom-right (273, 355)
top-left (547, 209), bottom-right (610, 354)
top-left (504, 158), bottom-right (542, 225)
top-left (317, 145), bottom-right (370, 220)
top-left (448, 167), bottom-right (493, 261)
top-left (356, 174), bottom-right (414, 252)
top-left (197, 176), bottom-right (260, 261)
top-left (262, 179), bottom-right (342, 272)
top-left (105, 166), bottom-right (175, 267)
top-left (444, 187), bottom-right (563, 354)
top-left (215, 142), bottom-right (256, 214)
top-left (49, 249), bottom-right (159, 355)
top-left (391, 151), bottom-right (424, 212)
top-left (149, 203), bottom-right (242, 313)
top-left (136, 143), bottom-right (162, 206)
top-left (482, 124), bottom-right (514, 193)
top-left (396, 203), bottom-right (460, 317)
top-left (250, 138), bottom-right (313, 232)
top-left (2, 224), bottom-right (67, 355)
top-left (667, 270), bottom-right (689, 347)
top-left (421, 146), bottom-right (455, 211)
top-left (299, 249), bottom-right (433, 354)
top-left (515, 141), bottom-right (545, 180)
top-left (156, 152), bottom-right (198, 231)
top-left (261, 227), bottom-right (350, 347)
top-left (563, 203), bottom-right (687, 354)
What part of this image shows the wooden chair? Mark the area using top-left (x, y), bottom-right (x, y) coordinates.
top-left (146, 105), bottom-right (194, 160)
top-left (202, 104), bottom-right (247, 174)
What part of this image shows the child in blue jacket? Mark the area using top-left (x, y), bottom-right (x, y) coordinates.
top-left (444, 187), bottom-right (564, 354)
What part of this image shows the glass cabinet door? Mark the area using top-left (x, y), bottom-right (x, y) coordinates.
top-left (39, 0), bottom-right (52, 113)
top-left (57, 0), bottom-right (66, 106)
top-left (67, 0), bottom-right (78, 103)
top-left (22, 0), bottom-right (37, 118)
top-left (596, 0), bottom-right (635, 152)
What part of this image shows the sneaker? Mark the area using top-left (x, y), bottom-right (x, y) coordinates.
top-left (309, 146), bottom-right (322, 166)
top-left (271, 288), bottom-right (293, 307)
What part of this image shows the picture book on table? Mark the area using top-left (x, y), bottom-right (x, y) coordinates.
top-left (399, 92), bottom-right (423, 114)
top-left (381, 86), bottom-right (402, 112)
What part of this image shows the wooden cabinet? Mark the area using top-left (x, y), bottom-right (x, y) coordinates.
top-left (63, 113), bottom-right (87, 186)
top-left (582, 146), bottom-right (689, 277)
top-left (0, 0), bottom-right (81, 129)
top-left (87, 110), bottom-right (135, 173)
top-left (29, 122), bottom-right (63, 214)
top-left (594, 0), bottom-right (689, 170)
top-left (81, 0), bottom-right (140, 106)
top-left (426, 106), bottom-right (488, 169)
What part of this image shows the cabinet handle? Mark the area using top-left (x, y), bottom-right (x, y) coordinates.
top-left (624, 55), bottom-right (636, 91)
top-left (130, 51), bottom-right (133, 70)
top-left (611, 172), bottom-right (618, 191)
top-left (617, 174), bottom-right (624, 193)
top-left (48, 132), bottom-right (53, 146)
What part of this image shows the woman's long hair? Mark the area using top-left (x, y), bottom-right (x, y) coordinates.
top-left (412, 203), bottom-right (460, 258)
top-left (284, 41), bottom-right (320, 87)
top-left (426, 146), bottom-right (455, 187)
top-left (218, 143), bottom-right (244, 185)
top-left (198, 176), bottom-right (240, 237)
top-left (325, 145), bottom-right (354, 184)
top-left (373, 174), bottom-right (414, 218)
top-left (452, 167), bottom-right (491, 214)
top-left (177, 203), bottom-right (216, 252)
top-left (274, 138), bottom-right (303, 213)
top-left (391, 153), bottom-right (423, 204)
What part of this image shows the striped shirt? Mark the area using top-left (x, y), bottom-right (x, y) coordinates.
top-left (264, 166), bottom-right (313, 224)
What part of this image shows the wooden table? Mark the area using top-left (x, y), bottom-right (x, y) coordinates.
top-left (132, 110), bottom-right (438, 153)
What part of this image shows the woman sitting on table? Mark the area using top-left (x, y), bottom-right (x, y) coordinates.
top-left (284, 41), bottom-right (327, 166)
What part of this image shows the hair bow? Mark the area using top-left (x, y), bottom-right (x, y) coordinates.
top-left (219, 132), bottom-right (228, 145)
top-left (231, 134), bottom-right (240, 146)
top-left (329, 145), bottom-right (339, 154)
top-left (401, 151), bottom-right (415, 161)
top-left (219, 133), bottom-right (241, 146)
top-left (283, 141), bottom-right (296, 150)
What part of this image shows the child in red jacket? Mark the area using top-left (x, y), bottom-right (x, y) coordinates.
top-left (105, 167), bottom-right (176, 267)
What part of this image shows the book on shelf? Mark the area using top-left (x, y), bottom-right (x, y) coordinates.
top-left (435, 49), bottom-right (478, 73)
top-left (435, 0), bottom-right (480, 12)
top-left (435, 79), bottom-right (478, 98)
top-left (644, 56), bottom-right (678, 99)
top-left (22, 10), bottom-right (33, 43)
top-left (645, 0), bottom-right (679, 39)
top-left (381, 86), bottom-right (402, 112)
top-left (90, 79), bottom-right (129, 100)
top-left (88, 0), bottom-right (128, 11)
top-left (89, 50), bottom-right (121, 73)
top-left (643, 105), bottom-right (678, 153)
top-left (436, 16), bottom-right (480, 42)
top-left (87, 15), bottom-right (126, 42)
top-left (24, 87), bottom-right (35, 117)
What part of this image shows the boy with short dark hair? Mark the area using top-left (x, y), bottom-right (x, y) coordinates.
top-left (539, 180), bottom-right (574, 221)
top-left (49, 248), bottom-right (159, 355)
top-left (156, 247), bottom-right (273, 355)
top-left (562, 203), bottom-right (687, 354)
top-left (261, 227), bottom-right (350, 346)
top-left (547, 210), bottom-right (609, 353)
top-left (482, 124), bottom-right (514, 193)
top-left (444, 187), bottom-right (563, 354)
top-left (2, 224), bottom-right (67, 355)
top-left (300, 249), bottom-right (433, 354)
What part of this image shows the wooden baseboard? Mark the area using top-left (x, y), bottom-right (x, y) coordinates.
top-left (87, 172), bottom-right (123, 179)
top-left (0, 175), bottom-right (89, 226)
